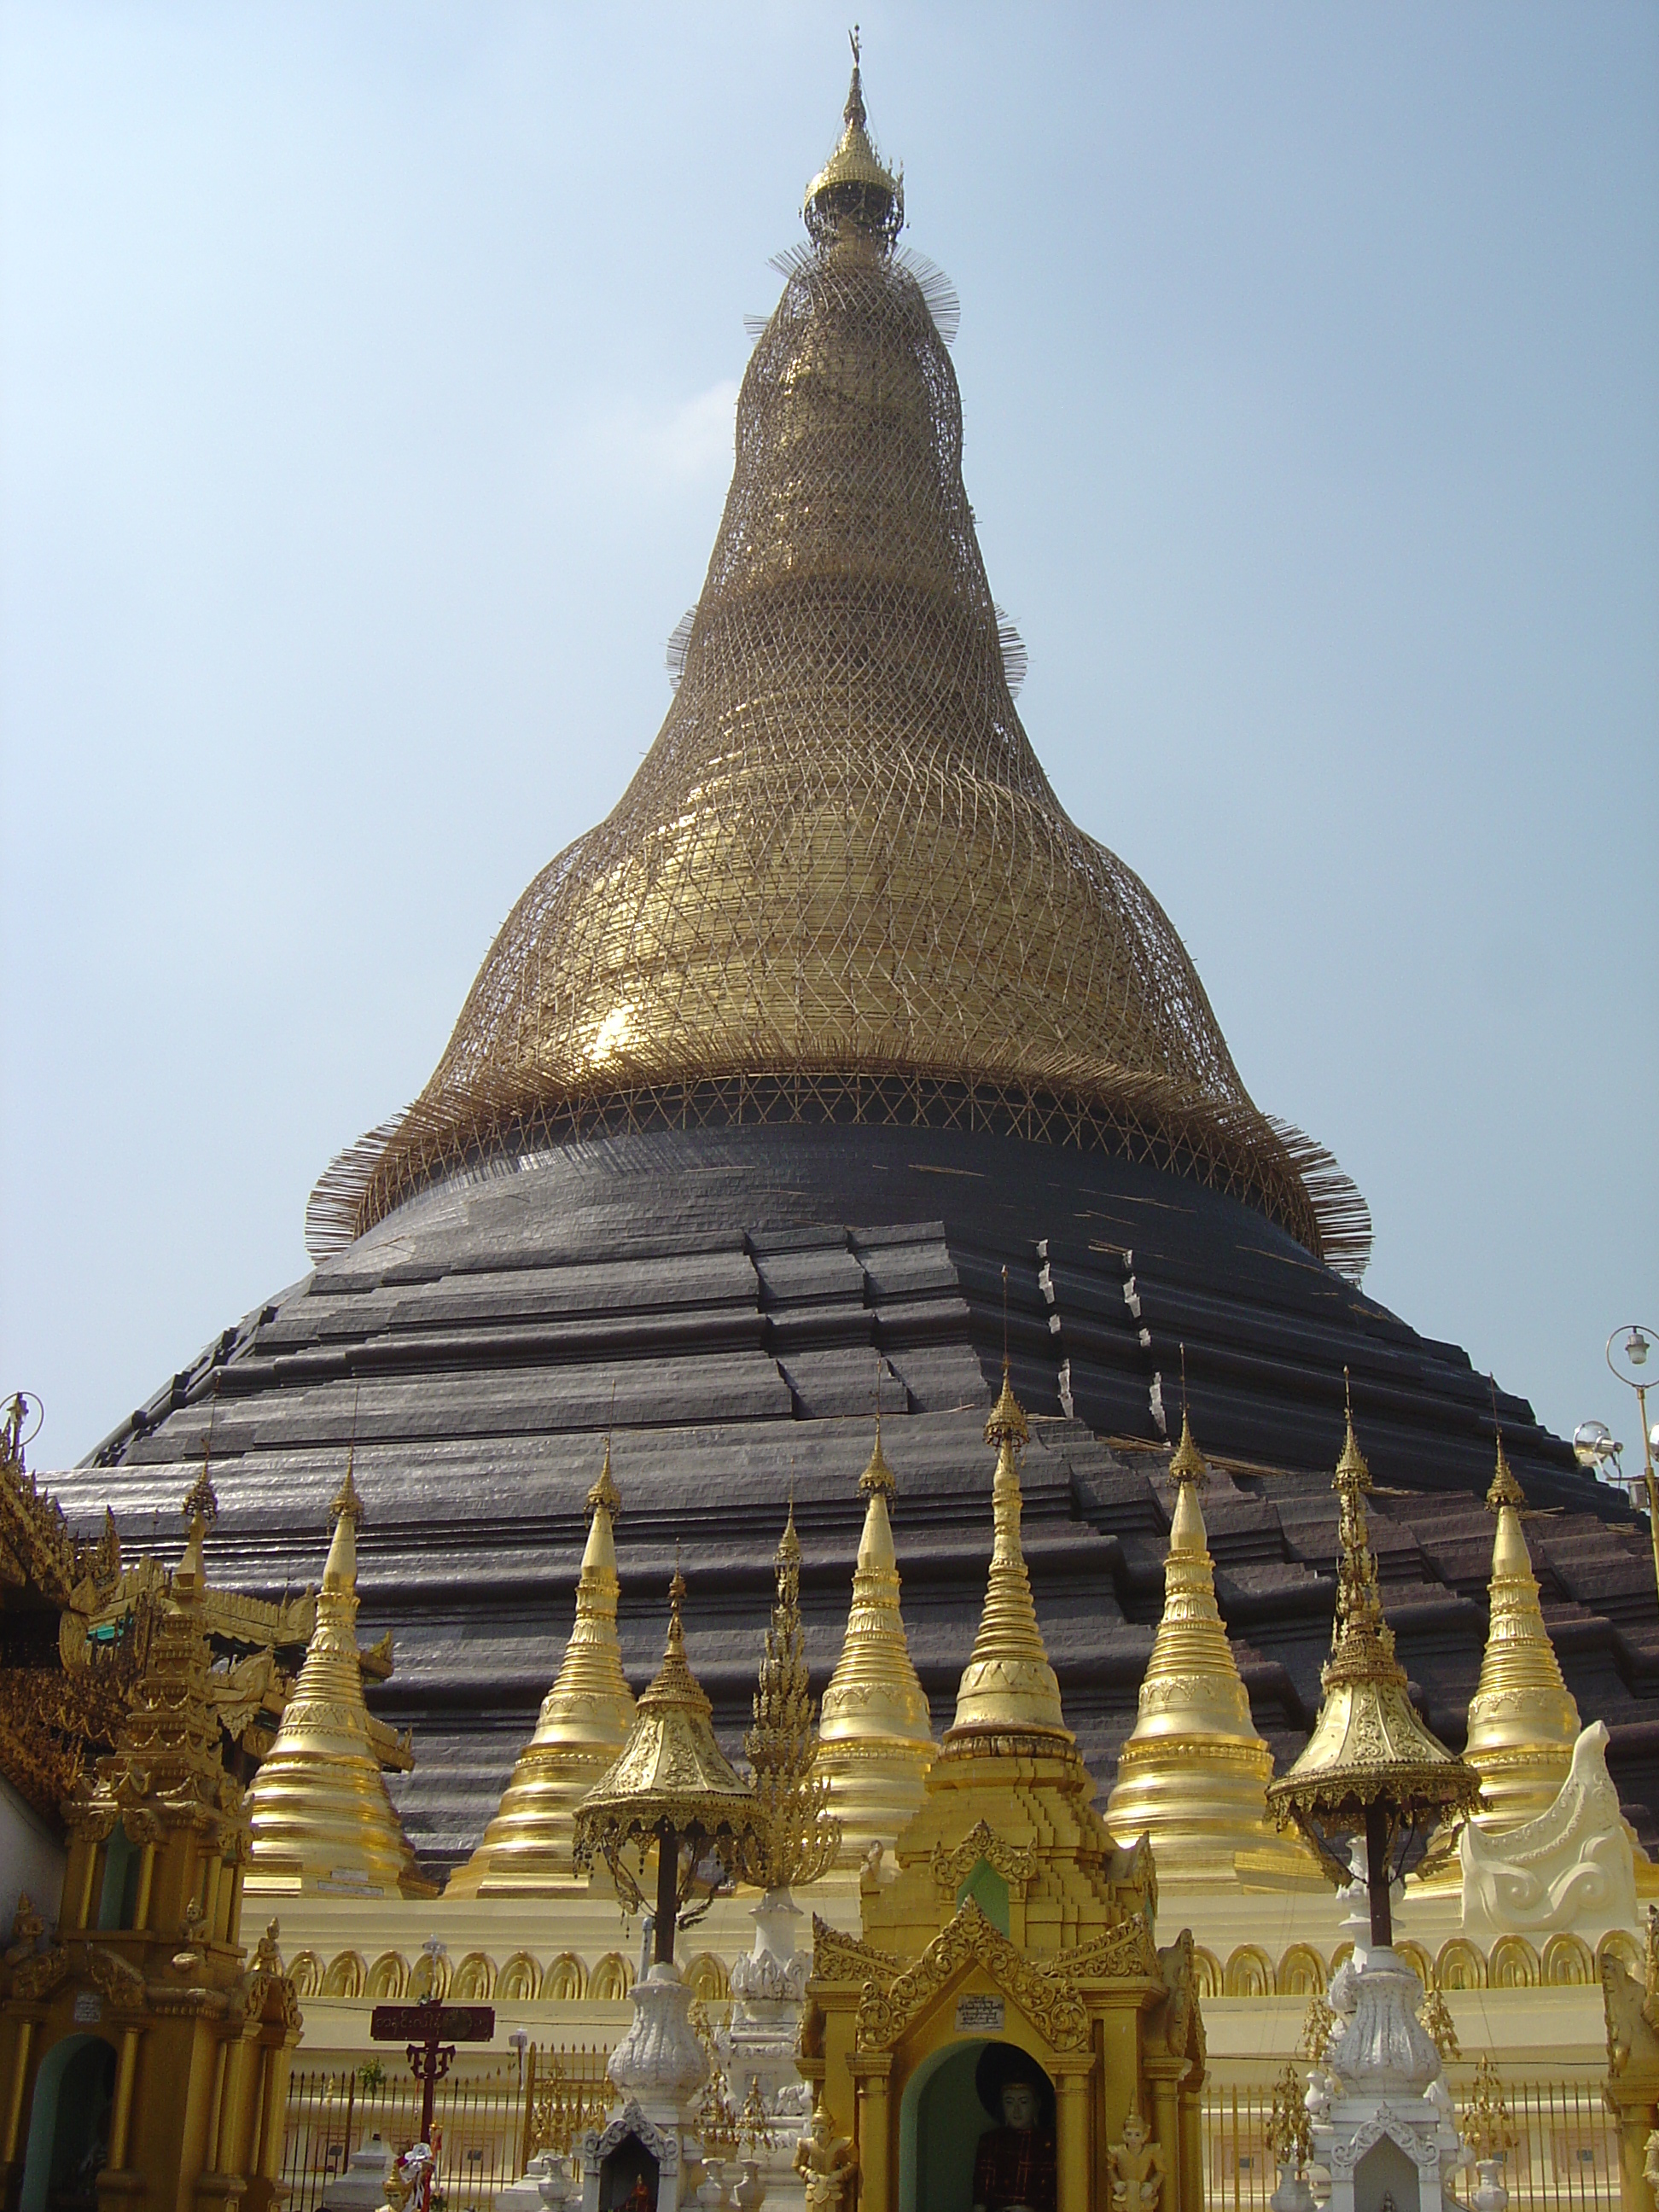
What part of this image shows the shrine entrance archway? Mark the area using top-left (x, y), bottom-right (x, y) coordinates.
top-left (900, 2039), bottom-right (1056, 2212)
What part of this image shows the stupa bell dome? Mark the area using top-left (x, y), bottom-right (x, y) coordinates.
top-left (318, 65), bottom-right (1368, 1278)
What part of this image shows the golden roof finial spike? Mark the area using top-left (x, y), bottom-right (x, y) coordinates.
top-left (247, 1462), bottom-right (434, 1899)
top-left (1109, 1382), bottom-right (1318, 1884)
top-left (819, 1417), bottom-right (934, 1857)
top-left (449, 1437), bottom-right (634, 1895)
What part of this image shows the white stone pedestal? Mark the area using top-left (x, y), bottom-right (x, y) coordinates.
top-left (582, 1961), bottom-right (709, 2212)
top-left (1310, 1948), bottom-right (1464, 2212)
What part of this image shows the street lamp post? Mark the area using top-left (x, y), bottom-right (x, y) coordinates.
top-left (1605, 1324), bottom-right (1659, 1608)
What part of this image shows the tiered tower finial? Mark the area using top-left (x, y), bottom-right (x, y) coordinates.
top-left (247, 1461), bottom-right (433, 1898)
top-left (804, 31), bottom-right (902, 246)
top-left (818, 1423), bottom-right (935, 1860)
top-left (746, 1508), bottom-right (840, 1890)
top-left (1107, 1400), bottom-right (1319, 1885)
top-left (447, 1440), bottom-right (637, 1895)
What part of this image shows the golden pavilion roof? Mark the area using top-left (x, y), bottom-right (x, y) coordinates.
top-left (575, 1570), bottom-right (755, 1842)
top-left (317, 62), bottom-right (1370, 1283)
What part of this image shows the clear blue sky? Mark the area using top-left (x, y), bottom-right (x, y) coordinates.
top-left (3, 3), bottom-right (1654, 1473)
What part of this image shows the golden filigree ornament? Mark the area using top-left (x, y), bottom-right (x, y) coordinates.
top-left (573, 1570), bottom-right (762, 1964)
top-left (1267, 1378), bottom-right (1481, 1942)
top-left (1266, 2063), bottom-right (1314, 2176)
top-left (745, 1506), bottom-right (841, 1890)
top-left (1462, 2056), bottom-right (1519, 2163)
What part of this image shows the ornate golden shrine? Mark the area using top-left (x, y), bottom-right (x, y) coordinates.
top-left (803, 1373), bottom-right (1205, 2212)
top-left (0, 1477), bottom-right (303, 2203)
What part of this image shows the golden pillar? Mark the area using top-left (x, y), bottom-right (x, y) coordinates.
top-left (108, 2021), bottom-right (143, 2168)
top-left (1054, 2064), bottom-right (1092, 2212)
top-left (2, 2017), bottom-right (35, 2163)
top-left (1147, 2065), bottom-right (1183, 2212)
top-left (853, 2062), bottom-right (891, 2212)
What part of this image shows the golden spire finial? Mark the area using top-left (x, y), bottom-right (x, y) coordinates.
top-left (246, 1451), bottom-right (434, 1901)
top-left (1169, 1348), bottom-right (1208, 1495)
top-left (819, 1419), bottom-right (934, 1857)
top-left (587, 1433), bottom-right (621, 1523)
top-left (948, 1373), bottom-right (1068, 1744)
top-left (180, 1382), bottom-right (220, 1545)
top-left (746, 1510), bottom-right (840, 1889)
top-left (805, 28), bottom-right (902, 245)
top-left (448, 1438), bottom-right (635, 1895)
top-left (985, 1273), bottom-right (1030, 1450)
top-left (1458, 1406), bottom-right (1580, 1831)
top-left (1108, 1387), bottom-right (1318, 1884)
top-left (1485, 1381), bottom-right (1525, 1511)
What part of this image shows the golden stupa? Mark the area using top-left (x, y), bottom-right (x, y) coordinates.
top-left (245, 1466), bottom-right (434, 1900)
top-left (1460, 1435), bottom-right (1581, 1831)
top-left (1106, 1406), bottom-right (1320, 1886)
top-left (325, 49), bottom-right (1368, 1284)
top-left (447, 1446), bottom-right (635, 1895)
top-left (815, 1422), bottom-right (936, 1862)
top-left (946, 1370), bottom-right (1070, 1747)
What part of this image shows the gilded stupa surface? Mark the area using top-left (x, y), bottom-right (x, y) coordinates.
top-left (326, 59), bottom-right (1368, 1278)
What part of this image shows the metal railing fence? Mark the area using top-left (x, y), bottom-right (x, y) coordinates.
top-left (1202, 2077), bottom-right (1619, 2212)
top-left (283, 2064), bottom-right (1621, 2212)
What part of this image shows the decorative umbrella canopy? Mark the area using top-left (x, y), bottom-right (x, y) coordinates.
top-left (573, 1570), bottom-right (759, 1959)
top-left (1267, 1382), bottom-right (1480, 1930)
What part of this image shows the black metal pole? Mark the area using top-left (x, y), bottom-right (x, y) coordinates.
top-left (1364, 1798), bottom-right (1393, 1950)
top-left (654, 1819), bottom-right (678, 1966)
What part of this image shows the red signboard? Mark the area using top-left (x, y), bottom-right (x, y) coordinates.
top-left (370, 2002), bottom-right (496, 2044)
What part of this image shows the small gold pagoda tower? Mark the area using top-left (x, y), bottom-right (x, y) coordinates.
top-left (245, 1464), bottom-right (434, 1899)
top-left (806, 1370), bottom-right (1207, 2212)
top-left (1108, 1407), bottom-right (1320, 1886)
top-left (1461, 1434), bottom-right (1581, 1830)
top-left (449, 1446), bottom-right (636, 1895)
top-left (816, 1423), bottom-right (935, 1864)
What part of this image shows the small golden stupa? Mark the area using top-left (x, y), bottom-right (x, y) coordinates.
top-left (245, 1464), bottom-right (434, 1899)
top-left (1460, 1433), bottom-right (1581, 1830)
top-left (1107, 1406), bottom-right (1319, 1887)
top-left (945, 1371), bottom-right (1069, 1747)
top-left (816, 1422), bottom-right (935, 1862)
top-left (448, 1445), bottom-right (636, 1895)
